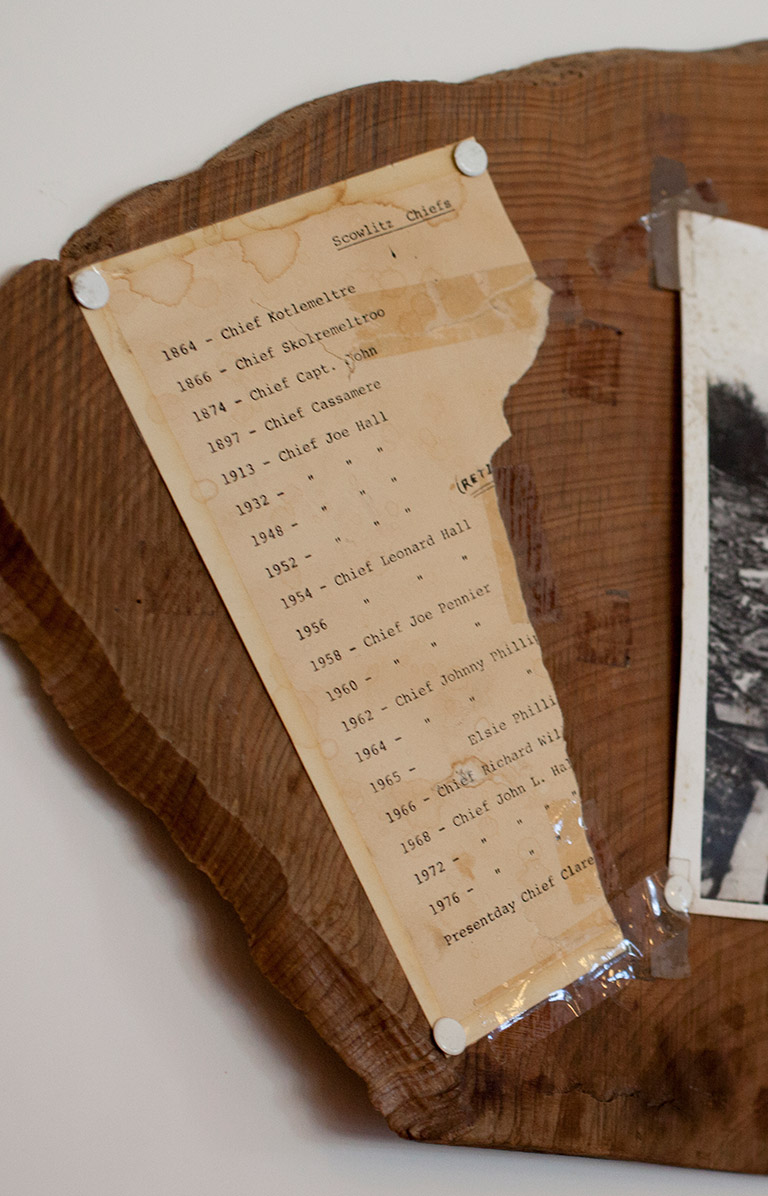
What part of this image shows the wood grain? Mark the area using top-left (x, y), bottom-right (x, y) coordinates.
top-left (3, 43), bottom-right (768, 1171)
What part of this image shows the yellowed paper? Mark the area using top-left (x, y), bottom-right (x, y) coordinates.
top-left (76, 143), bottom-right (623, 1047)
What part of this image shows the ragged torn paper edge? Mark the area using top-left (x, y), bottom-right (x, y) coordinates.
top-left (72, 141), bottom-right (628, 1050)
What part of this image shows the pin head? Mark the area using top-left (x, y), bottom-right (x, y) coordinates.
top-left (664, 875), bottom-right (693, 913)
top-left (433, 1017), bottom-right (467, 1056)
top-left (71, 267), bottom-right (110, 310)
top-left (453, 139), bottom-right (488, 177)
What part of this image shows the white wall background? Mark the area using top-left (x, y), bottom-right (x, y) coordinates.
top-left (2, 4), bottom-right (768, 1193)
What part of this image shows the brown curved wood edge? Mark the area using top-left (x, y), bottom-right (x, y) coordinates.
top-left (3, 43), bottom-right (768, 1169)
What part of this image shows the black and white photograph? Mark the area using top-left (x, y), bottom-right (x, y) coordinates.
top-left (704, 375), bottom-right (768, 902)
top-left (671, 210), bottom-right (768, 918)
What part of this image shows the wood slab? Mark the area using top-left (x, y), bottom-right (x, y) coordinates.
top-left (2, 43), bottom-right (768, 1172)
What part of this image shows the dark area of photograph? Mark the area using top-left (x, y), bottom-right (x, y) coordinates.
top-left (704, 376), bottom-right (768, 903)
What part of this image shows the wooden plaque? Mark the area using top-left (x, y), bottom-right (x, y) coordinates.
top-left (2, 44), bottom-right (768, 1172)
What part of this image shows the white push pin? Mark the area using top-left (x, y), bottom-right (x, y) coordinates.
top-left (433, 1017), bottom-right (467, 1056)
top-left (453, 139), bottom-right (488, 177)
top-left (71, 267), bottom-right (110, 310)
top-left (664, 874), bottom-right (693, 913)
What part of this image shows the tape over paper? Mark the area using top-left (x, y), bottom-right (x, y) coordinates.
top-left (644, 156), bottom-right (726, 290)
